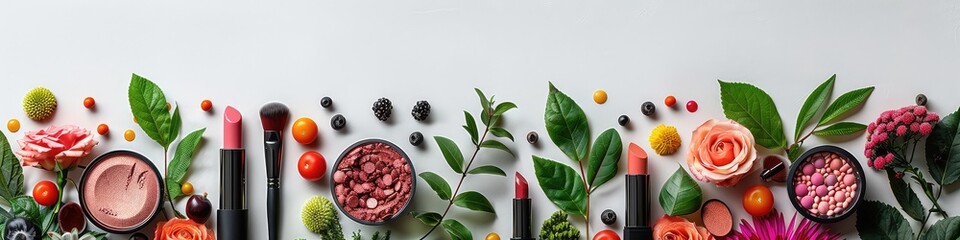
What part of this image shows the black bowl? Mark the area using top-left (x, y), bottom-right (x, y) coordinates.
top-left (786, 145), bottom-right (866, 223)
top-left (329, 138), bottom-right (416, 225)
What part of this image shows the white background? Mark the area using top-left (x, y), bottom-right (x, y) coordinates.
top-left (2, 1), bottom-right (959, 239)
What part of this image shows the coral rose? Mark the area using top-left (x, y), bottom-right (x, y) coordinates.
top-left (654, 215), bottom-right (713, 240)
top-left (16, 125), bottom-right (98, 171)
top-left (686, 119), bottom-right (757, 187)
top-left (154, 218), bottom-right (215, 240)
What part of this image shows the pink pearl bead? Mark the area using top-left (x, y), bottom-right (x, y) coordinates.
top-left (812, 173), bottom-right (824, 185)
top-left (816, 185), bottom-right (828, 197)
top-left (795, 184), bottom-right (809, 196)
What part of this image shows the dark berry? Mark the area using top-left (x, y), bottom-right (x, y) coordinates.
top-left (601, 209), bottom-right (617, 225)
top-left (320, 97), bottom-right (333, 108)
top-left (526, 131), bottom-right (539, 144)
top-left (641, 101), bottom-right (656, 116)
top-left (916, 94), bottom-right (927, 106)
top-left (372, 98), bottom-right (393, 121)
top-left (410, 131), bottom-right (424, 146)
top-left (5, 217), bottom-right (39, 240)
top-left (331, 114), bottom-right (346, 130)
top-left (411, 100), bottom-right (431, 121)
top-left (186, 193), bottom-right (212, 224)
top-left (129, 233), bottom-right (148, 240)
top-left (686, 100), bottom-right (699, 112)
top-left (618, 115), bottom-right (629, 126)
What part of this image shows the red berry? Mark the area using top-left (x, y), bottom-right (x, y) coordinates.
top-left (686, 100), bottom-right (699, 112)
top-left (96, 124), bottom-right (109, 135)
top-left (200, 99), bottom-right (213, 112)
top-left (664, 96), bottom-right (677, 108)
top-left (83, 97), bottom-right (96, 109)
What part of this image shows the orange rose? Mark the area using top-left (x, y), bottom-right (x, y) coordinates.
top-left (653, 215), bottom-right (713, 240)
top-left (686, 119), bottom-right (757, 187)
top-left (154, 218), bottom-right (215, 240)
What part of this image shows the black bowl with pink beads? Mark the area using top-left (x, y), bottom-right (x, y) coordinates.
top-left (786, 145), bottom-right (866, 223)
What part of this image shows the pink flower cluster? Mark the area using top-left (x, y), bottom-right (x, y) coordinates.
top-left (864, 105), bottom-right (938, 170)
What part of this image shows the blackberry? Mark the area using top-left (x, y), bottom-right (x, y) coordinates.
top-left (372, 98), bottom-right (393, 121)
top-left (411, 101), bottom-right (431, 121)
top-left (600, 209), bottom-right (616, 225)
top-left (331, 114), bottom-right (346, 130)
top-left (409, 131), bottom-right (424, 146)
top-left (320, 97), bottom-right (333, 108)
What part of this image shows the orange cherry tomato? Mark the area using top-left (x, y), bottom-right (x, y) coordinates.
top-left (743, 185), bottom-right (774, 217)
top-left (298, 151), bottom-right (327, 181)
top-left (124, 129), bottom-right (136, 141)
top-left (7, 119), bottom-right (20, 133)
top-left (33, 180), bottom-right (58, 207)
top-left (83, 97), bottom-right (96, 109)
top-left (593, 230), bottom-right (620, 240)
top-left (664, 95), bottom-right (677, 108)
top-left (200, 99), bottom-right (213, 112)
top-left (292, 117), bottom-right (318, 145)
top-left (96, 123), bottom-right (109, 135)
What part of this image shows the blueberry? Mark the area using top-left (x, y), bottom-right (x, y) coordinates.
top-left (601, 209), bottom-right (617, 225)
top-left (331, 114), bottom-right (346, 130)
top-left (410, 131), bottom-right (424, 146)
top-left (320, 97), bottom-right (333, 108)
top-left (641, 101), bottom-right (656, 116)
top-left (527, 131), bottom-right (539, 144)
top-left (916, 94), bottom-right (927, 106)
top-left (618, 115), bottom-right (629, 126)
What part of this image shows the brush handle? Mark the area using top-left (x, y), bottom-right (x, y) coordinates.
top-left (264, 130), bottom-right (283, 240)
top-left (267, 185), bottom-right (280, 240)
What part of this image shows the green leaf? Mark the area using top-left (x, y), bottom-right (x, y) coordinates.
top-left (544, 82), bottom-right (591, 161)
top-left (476, 88), bottom-right (492, 126)
top-left (856, 200), bottom-right (913, 240)
top-left (418, 172), bottom-right (452, 200)
top-left (40, 206), bottom-right (56, 234)
top-left (0, 132), bottom-right (24, 202)
top-left (463, 111), bottom-right (479, 146)
top-left (787, 146), bottom-right (803, 162)
top-left (886, 169), bottom-right (925, 221)
top-left (926, 107), bottom-right (960, 185)
top-left (818, 86), bottom-right (875, 125)
top-left (166, 128), bottom-right (205, 200)
top-left (453, 191), bottom-right (496, 213)
top-left (658, 167), bottom-right (703, 216)
top-left (493, 102), bottom-right (517, 117)
top-left (128, 73), bottom-right (175, 148)
top-left (812, 122), bottom-right (866, 137)
top-left (718, 80), bottom-right (787, 149)
top-left (489, 127), bottom-right (514, 142)
top-left (10, 196), bottom-right (41, 224)
top-left (168, 105), bottom-right (181, 144)
top-left (434, 136), bottom-right (465, 173)
top-left (441, 219), bottom-right (472, 240)
top-left (411, 211), bottom-right (442, 226)
top-left (533, 156), bottom-right (586, 216)
top-left (480, 139), bottom-right (514, 156)
top-left (795, 75), bottom-right (835, 141)
top-left (467, 165), bottom-right (506, 176)
top-left (924, 216), bottom-right (960, 240)
top-left (586, 129), bottom-right (622, 190)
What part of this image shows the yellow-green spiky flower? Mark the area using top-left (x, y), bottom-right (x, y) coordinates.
top-left (301, 196), bottom-right (339, 235)
top-left (22, 87), bottom-right (57, 121)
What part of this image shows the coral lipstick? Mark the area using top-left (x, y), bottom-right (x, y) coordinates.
top-left (624, 143), bottom-right (653, 240)
top-left (513, 172), bottom-right (534, 240)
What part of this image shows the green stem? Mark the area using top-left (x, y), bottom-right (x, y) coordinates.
top-left (578, 161), bottom-right (591, 239)
top-left (163, 148), bottom-right (185, 218)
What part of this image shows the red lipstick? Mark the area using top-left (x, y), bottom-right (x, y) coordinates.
top-left (218, 105), bottom-right (248, 240)
top-left (624, 143), bottom-right (653, 240)
top-left (512, 172), bottom-right (534, 240)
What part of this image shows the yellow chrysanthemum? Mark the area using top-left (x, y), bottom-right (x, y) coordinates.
top-left (649, 124), bottom-right (681, 155)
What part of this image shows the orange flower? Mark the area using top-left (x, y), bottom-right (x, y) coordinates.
top-left (653, 215), bottom-right (713, 240)
top-left (154, 218), bottom-right (215, 240)
top-left (686, 119), bottom-right (757, 187)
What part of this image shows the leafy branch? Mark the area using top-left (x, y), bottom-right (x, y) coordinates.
top-left (413, 88), bottom-right (517, 240)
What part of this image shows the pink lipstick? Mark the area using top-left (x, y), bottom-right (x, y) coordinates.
top-left (218, 105), bottom-right (248, 240)
top-left (512, 172), bottom-right (534, 240)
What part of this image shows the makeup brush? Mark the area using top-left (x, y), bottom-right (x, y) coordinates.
top-left (259, 102), bottom-right (289, 240)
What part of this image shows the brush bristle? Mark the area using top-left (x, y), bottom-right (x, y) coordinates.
top-left (259, 102), bottom-right (290, 131)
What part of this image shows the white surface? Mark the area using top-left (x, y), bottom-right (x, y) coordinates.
top-left (1, 1), bottom-right (959, 239)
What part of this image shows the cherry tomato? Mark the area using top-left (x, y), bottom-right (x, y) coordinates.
top-left (593, 229), bottom-right (620, 240)
top-left (485, 232), bottom-right (500, 240)
top-left (664, 96), bottom-right (677, 108)
top-left (97, 123), bottom-right (109, 135)
top-left (33, 180), bottom-right (58, 207)
top-left (298, 151), bottom-right (327, 181)
top-left (7, 119), bottom-right (20, 133)
top-left (743, 184), bottom-right (774, 217)
top-left (292, 117), bottom-right (319, 145)
top-left (200, 99), bottom-right (213, 112)
top-left (181, 182), bottom-right (195, 195)
top-left (83, 97), bottom-right (96, 109)
top-left (124, 129), bottom-right (136, 141)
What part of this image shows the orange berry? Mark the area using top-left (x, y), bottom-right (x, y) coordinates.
top-left (200, 99), bottom-right (213, 112)
top-left (664, 95), bottom-right (677, 108)
top-left (97, 123), bottom-right (109, 135)
top-left (7, 119), bottom-right (20, 133)
top-left (124, 129), bottom-right (136, 141)
top-left (166, 102), bottom-right (172, 111)
top-left (83, 97), bottom-right (96, 109)
top-left (593, 90), bottom-right (608, 104)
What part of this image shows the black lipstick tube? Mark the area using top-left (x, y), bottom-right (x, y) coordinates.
top-left (218, 148), bottom-right (248, 240)
top-left (624, 175), bottom-right (653, 240)
top-left (512, 199), bottom-right (534, 240)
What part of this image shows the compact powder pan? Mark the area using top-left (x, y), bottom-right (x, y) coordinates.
top-left (79, 150), bottom-right (163, 233)
top-left (700, 199), bottom-right (733, 237)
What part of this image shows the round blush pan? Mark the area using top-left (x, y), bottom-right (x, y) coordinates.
top-left (786, 145), bottom-right (866, 223)
top-left (330, 139), bottom-right (416, 225)
top-left (79, 150), bottom-right (163, 233)
top-left (700, 199), bottom-right (732, 237)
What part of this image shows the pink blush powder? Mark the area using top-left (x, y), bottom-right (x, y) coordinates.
top-left (81, 152), bottom-right (161, 232)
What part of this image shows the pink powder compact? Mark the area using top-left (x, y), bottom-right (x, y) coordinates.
top-left (331, 139), bottom-right (415, 225)
top-left (79, 150), bottom-right (163, 233)
top-left (786, 146), bottom-right (865, 223)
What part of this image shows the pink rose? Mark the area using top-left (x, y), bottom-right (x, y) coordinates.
top-left (686, 119), bottom-right (757, 187)
top-left (16, 125), bottom-right (98, 171)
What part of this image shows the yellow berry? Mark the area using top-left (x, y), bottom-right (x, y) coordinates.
top-left (593, 90), bottom-right (608, 104)
top-left (124, 129), bottom-right (136, 141)
top-left (7, 119), bottom-right (20, 133)
top-left (181, 182), bottom-right (194, 195)
top-left (485, 232), bottom-right (500, 240)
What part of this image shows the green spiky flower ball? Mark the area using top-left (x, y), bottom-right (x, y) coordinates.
top-left (539, 211), bottom-right (581, 240)
top-left (301, 196), bottom-right (338, 234)
top-left (22, 87), bottom-right (57, 121)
